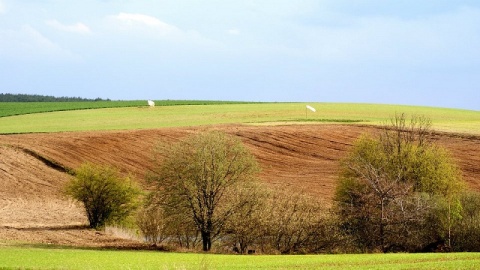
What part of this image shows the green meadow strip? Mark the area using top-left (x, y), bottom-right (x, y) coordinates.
top-left (276, 118), bottom-right (368, 123)
top-left (0, 100), bottom-right (255, 118)
top-left (1, 246), bottom-right (480, 270)
top-left (0, 101), bottom-right (144, 118)
top-left (0, 103), bottom-right (478, 134)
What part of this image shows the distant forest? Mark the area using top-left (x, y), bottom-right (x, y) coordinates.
top-left (0, 93), bottom-right (110, 102)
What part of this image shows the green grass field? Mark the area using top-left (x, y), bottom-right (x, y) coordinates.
top-left (1, 246), bottom-right (479, 270)
top-left (0, 102), bottom-right (479, 134)
top-left (0, 100), bottom-right (252, 118)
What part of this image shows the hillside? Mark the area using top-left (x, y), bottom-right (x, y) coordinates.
top-left (1, 124), bottom-right (480, 247)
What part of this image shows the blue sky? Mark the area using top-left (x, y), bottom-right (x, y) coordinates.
top-left (0, 1), bottom-right (479, 110)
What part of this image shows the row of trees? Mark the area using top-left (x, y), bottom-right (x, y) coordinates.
top-left (66, 116), bottom-right (480, 253)
top-left (0, 93), bottom-right (109, 102)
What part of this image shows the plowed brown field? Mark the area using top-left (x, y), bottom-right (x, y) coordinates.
top-left (1, 124), bottom-right (479, 247)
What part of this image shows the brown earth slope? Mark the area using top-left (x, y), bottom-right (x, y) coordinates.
top-left (1, 124), bottom-right (479, 247)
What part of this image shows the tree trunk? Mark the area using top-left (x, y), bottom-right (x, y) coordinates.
top-left (240, 240), bottom-right (247, 254)
top-left (380, 198), bottom-right (385, 253)
top-left (447, 201), bottom-right (452, 248)
top-left (201, 230), bottom-right (212, 251)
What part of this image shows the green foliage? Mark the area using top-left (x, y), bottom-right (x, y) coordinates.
top-left (66, 163), bottom-right (142, 229)
top-left (150, 131), bottom-right (260, 251)
top-left (413, 147), bottom-right (464, 197)
top-left (451, 191), bottom-right (480, 251)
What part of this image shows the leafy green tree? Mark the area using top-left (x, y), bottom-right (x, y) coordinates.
top-left (66, 162), bottom-right (141, 229)
top-left (150, 131), bottom-right (260, 251)
top-left (335, 114), bottom-right (464, 252)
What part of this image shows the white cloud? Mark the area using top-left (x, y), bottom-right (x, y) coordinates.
top-left (104, 12), bottom-right (218, 49)
top-left (293, 6), bottom-right (480, 68)
top-left (27, 25), bottom-right (65, 51)
top-left (0, 25), bottom-right (80, 61)
top-left (0, 0), bottom-right (5, 14)
top-left (108, 12), bottom-right (180, 35)
top-left (245, 0), bottom-right (319, 18)
top-left (227, 28), bottom-right (240, 35)
top-left (46, 20), bottom-right (91, 34)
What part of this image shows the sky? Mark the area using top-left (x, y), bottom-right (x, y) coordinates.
top-left (0, 1), bottom-right (479, 110)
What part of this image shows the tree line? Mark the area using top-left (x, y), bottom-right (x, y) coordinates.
top-left (0, 93), bottom-right (109, 102)
top-left (66, 114), bottom-right (480, 253)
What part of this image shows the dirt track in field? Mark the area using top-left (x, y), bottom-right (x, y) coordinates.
top-left (1, 124), bottom-right (479, 247)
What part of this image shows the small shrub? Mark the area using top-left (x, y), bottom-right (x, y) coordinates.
top-left (136, 206), bottom-right (168, 246)
top-left (66, 162), bottom-right (141, 229)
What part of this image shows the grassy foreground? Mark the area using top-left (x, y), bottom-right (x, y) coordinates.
top-left (0, 102), bottom-right (479, 134)
top-left (1, 246), bottom-right (480, 270)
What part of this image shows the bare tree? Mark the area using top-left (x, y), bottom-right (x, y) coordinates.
top-left (150, 131), bottom-right (260, 251)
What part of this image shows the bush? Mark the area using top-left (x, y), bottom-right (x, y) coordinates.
top-left (451, 191), bottom-right (480, 251)
top-left (66, 162), bottom-right (141, 229)
top-left (223, 182), bottom-right (269, 254)
top-left (259, 189), bottom-right (326, 254)
top-left (136, 206), bottom-right (168, 246)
